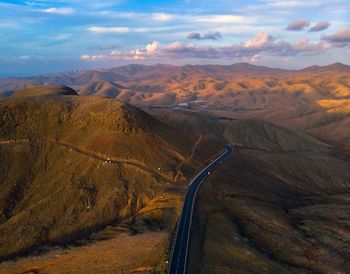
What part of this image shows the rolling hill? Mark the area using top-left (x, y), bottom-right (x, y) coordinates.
top-left (1, 63), bottom-right (350, 273)
top-left (151, 109), bottom-right (350, 273)
top-left (2, 64), bottom-right (349, 151)
top-left (0, 85), bottom-right (221, 266)
top-left (76, 80), bottom-right (126, 97)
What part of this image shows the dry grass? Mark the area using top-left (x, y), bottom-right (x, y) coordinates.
top-left (0, 232), bottom-right (168, 274)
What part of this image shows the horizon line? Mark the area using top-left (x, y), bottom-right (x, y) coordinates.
top-left (1, 61), bottom-right (349, 79)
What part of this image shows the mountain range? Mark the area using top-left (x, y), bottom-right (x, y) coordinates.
top-left (1, 62), bottom-right (350, 97)
top-left (1, 63), bottom-right (350, 273)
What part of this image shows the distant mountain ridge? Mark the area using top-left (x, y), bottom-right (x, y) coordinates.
top-left (1, 62), bottom-right (350, 97)
top-left (301, 62), bottom-right (350, 73)
top-left (77, 80), bottom-right (126, 97)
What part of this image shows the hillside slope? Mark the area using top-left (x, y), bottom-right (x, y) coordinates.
top-left (153, 109), bottom-right (330, 153)
top-left (76, 80), bottom-right (126, 97)
top-left (0, 86), bottom-right (220, 262)
top-left (152, 109), bottom-right (350, 273)
top-left (1, 64), bottom-right (350, 152)
top-left (189, 147), bottom-right (350, 273)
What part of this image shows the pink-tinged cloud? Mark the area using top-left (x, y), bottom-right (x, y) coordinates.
top-left (309, 21), bottom-right (330, 32)
top-left (322, 28), bottom-right (350, 44)
top-left (244, 32), bottom-right (275, 48)
top-left (285, 19), bottom-right (310, 31)
top-left (81, 32), bottom-right (331, 61)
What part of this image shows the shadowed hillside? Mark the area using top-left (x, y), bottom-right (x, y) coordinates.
top-left (0, 86), bottom-right (221, 266)
top-left (189, 147), bottom-right (350, 273)
top-left (152, 109), bottom-right (350, 273)
top-left (152, 109), bottom-right (330, 153)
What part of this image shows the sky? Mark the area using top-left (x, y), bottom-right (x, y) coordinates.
top-left (0, 0), bottom-right (349, 76)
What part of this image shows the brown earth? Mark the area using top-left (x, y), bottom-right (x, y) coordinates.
top-left (1, 62), bottom-right (350, 273)
top-left (154, 111), bottom-right (350, 273)
top-left (2, 63), bottom-right (349, 152)
top-left (0, 86), bottom-right (221, 272)
top-left (188, 148), bottom-right (350, 273)
top-left (0, 232), bottom-right (168, 274)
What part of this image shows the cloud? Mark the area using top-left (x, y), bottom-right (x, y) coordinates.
top-left (321, 28), bottom-right (350, 43)
top-left (81, 32), bottom-right (331, 61)
top-left (187, 31), bottom-right (222, 40)
top-left (290, 38), bottom-right (330, 53)
top-left (187, 32), bottom-right (201, 40)
top-left (285, 19), bottom-right (310, 31)
top-left (151, 13), bottom-right (173, 21)
top-left (250, 54), bottom-right (261, 62)
top-left (195, 15), bottom-right (257, 24)
top-left (145, 41), bottom-right (160, 54)
top-left (80, 54), bottom-right (104, 61)
top-left (18, 55), bottom-right (31, 60)
top-left (40, 7), bottom-right (75, 15)
top-left (309, 21), bottom-right (330, 32)
top-left (82, 41), bottom-right (161, 61)
top-left (87, 26), bottom-right (130, 33)
top-left (52, 33), bottom-right (72, 41)
top-left (88, 2), bottom-right (117, 9)
top-left (244, 32), bottom-right (275, 48)
top-left (266, 0), bottom-right (325, 8)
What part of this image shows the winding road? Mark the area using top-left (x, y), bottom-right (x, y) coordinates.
top-left (168, 145), bottom-right (233, 274)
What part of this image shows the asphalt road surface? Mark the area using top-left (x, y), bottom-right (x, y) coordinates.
top-left (168, 145), bottom-right (233, 274)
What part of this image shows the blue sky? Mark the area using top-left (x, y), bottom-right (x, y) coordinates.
top-left (0, 0), bottom-right (349, 76)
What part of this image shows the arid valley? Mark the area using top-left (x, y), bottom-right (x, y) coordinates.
top-left (0, 62), bottom-right (350, 273)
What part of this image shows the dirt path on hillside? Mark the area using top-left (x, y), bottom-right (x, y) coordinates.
top-left (174, 134), bottom-right (203, 182)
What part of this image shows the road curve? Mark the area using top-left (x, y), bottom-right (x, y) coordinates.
top-left (168, 145), bottom-right (233, 274)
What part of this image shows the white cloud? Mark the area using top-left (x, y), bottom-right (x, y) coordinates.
top-left (266, 0), bottom-right (325, 8)
top-left (151, 13), bottom-right (174, 21)
top-left (18, 55), bottom-right (31, 60)
top-left (40, 7), bottom-right (75, 15)
top-left (195, 15), bottom-right (257, 24)
top-left (250, 54), bottom-right (261, 62)
top-left (146, 41), bottom-right (160, 54)
top-left (244, 32), bottom-right (274, 48)
top-left (89, 2), bottom-right (116, 9)
top-left (80, 54), bottom-right (92, 60)
top-left (80, 54), bottom-right (105, 60)
top-left (87, 26), bottom-right (130, 33)
top-left (82, 41), bottom-right (161, 61)
top-left (81, 32), bottom-right (332, 61)
top-left (309, 21), bottom-right (330, 32)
